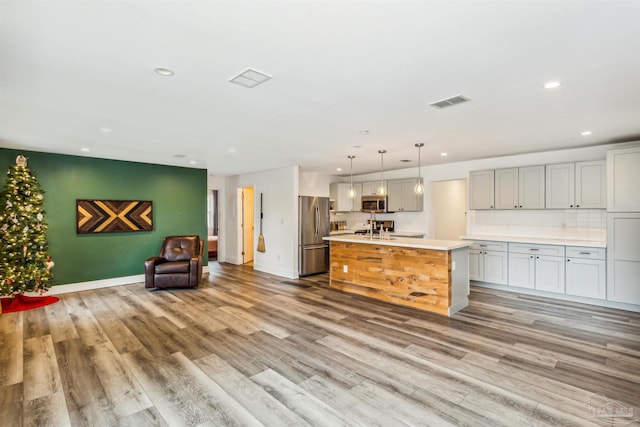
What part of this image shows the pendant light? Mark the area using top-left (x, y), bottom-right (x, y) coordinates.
top-left (377, 150), bottom-right (386, 195)
top-left (414, 143), bottom-right (425, 195)
top-left (347, 155), bottom-right (356, 198)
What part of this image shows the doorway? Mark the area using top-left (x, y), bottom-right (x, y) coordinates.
top-left (207, 190), bottom-right (218, 261)
top-left (241, 186), bottom-right (254, 265)
top-left (432, 179), bottom-right (467, 240)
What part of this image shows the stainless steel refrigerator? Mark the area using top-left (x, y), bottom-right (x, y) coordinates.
top-left (298, 196), bottom-right (330, 276)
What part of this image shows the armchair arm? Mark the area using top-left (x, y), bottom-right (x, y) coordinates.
top-left (189, 256), bottom-right (201, 287)
top-left (145, 256), bottom-right (166, 288)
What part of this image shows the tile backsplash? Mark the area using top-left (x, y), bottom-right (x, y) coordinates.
top-left (468, 209), bottom-right (606, 242)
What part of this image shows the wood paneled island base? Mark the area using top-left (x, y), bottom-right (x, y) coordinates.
top-left (325, 236), bottom-right (471, 316)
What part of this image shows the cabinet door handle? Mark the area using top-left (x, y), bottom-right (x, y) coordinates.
top-left (536, 256), bottom-right (540, 259)
top-left (519, 205), bottom-right (523, 208)
top-left (576, 204), bottom-right (580, 208)
top-left (490, 205), bottom-right (493, 208)
top-left (579, 252), bottom-right (591, 255)
top-left (479, 244), bottom-right (487, 247)
top-left (514, 205), bottom-right (518, 208)
top-left (529, 248), bottom-right (539, 251)
top-left (567, 259), bottom-right (571, 262)
top-left (530, 255), bottom-right (534, 259)
top-left (570, 205), bottom-right (573, 208)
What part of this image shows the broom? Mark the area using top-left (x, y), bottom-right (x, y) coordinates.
top-left (257, 192), bottom-right (266, 252)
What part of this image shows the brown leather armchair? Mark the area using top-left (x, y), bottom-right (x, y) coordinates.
top-left (145, 235), bottom-right (203, 289)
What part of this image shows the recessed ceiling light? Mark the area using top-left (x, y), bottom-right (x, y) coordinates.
top-left (336, 168), bottom-right (342, 172)
top-left (441, 152), bottom-right (448, 157)
top-left (99, 127), bottom-right (112, 134)
top-left (359, 130), bottom-right (370, 135)
top-left (353, 145), bottom-right (362, 148)
top-left (154, 67), bottom-right (175, 77)
top-left (81, 148), bottom-right (90, 152)
top-left (189, 160), bottom-right (197, 165)
top-left (544, 81), bottom-right (562, 89)
top-left (581, 131), bottom-right (592, 136)
top-left (228, 148), bottom-right (236, 153)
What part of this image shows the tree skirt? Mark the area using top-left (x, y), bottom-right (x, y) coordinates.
top-left (1, 294), bottom-right (59, 313)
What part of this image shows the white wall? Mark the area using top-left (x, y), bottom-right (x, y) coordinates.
top-left (299, 172), bottom-right (332, 197)
top-left (223, 166), bottom-right (299, 278)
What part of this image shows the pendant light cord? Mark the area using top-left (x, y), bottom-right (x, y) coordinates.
top-left (378, 150), bottom-right (386, 195)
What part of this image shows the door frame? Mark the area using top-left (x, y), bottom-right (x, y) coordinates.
top-left (239, 186), bottom-right (254, 265)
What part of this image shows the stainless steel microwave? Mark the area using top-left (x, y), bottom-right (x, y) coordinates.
top-left (361, 195), bottom-right (387, 213)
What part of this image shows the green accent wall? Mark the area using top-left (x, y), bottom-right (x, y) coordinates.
top-left (0, 148), bottom-right (207, 285)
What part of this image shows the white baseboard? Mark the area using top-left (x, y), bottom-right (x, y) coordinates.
top-left (449, 297), bottom-right (469, 316)
top-left (252, 263), bottom-right (298, 279)
top-left (48, 266), bottom-right (211, 295)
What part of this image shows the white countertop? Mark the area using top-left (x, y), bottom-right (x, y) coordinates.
top-left (323, 235), bottom-right (471, 250)
top-left (461, 234), bottom-right (606, 248)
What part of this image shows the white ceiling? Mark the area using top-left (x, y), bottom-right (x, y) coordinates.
top-left (1, 1), bottom-right (639, 177)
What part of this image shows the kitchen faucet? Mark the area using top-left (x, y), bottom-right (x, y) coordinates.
top-left (369, 211), bottom-right (376, 240)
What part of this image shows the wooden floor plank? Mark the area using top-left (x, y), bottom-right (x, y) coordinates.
top-left (251, 368), bottom-right (354, 427)
top-left (23, 335), bottom-right (62, 401)
top-left (23, 391), bottom-right (71, 427)
top-left (194, 352), bottom-right (313, 427)
top-left (0, 330), bottom-right (23, 386)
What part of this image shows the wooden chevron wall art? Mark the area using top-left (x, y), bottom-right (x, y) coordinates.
top-left (76, 200), bottom-right (153, 234)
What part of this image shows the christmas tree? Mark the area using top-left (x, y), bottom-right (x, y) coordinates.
top-left (0, 155), bottom-right (53, 296)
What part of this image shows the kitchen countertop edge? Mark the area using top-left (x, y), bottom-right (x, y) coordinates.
top-left (323, 235), bottom-right (471, 250)
top-left (461, 234), bottom-right (606, 248)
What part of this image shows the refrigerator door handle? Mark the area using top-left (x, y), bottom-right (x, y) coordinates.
top-left (315, 204), bottom-right (319, 237)
top-left (303, 244), bottom-right (329, 250)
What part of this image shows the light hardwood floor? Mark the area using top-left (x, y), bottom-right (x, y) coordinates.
top-left (1, 262), bottom-right (639, 426)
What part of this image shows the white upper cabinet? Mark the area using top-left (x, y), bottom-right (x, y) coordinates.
top-left (495, 168), bottom-right (518, 209)
top-left (608, 145), bottom-right (640, 212)
top-left (575, 161), bottom-right (606, 209)
top-left (387, 178), bottom-right (423, 212)
top-left (329, 182), bottom-right (353, 212)
top-left (546, 163), bottom-right (575, 208)
top-left (330, 182), bottom-right (363, 212)
top-left (494, 166), bottom-right (545, 209)
top-left (469, 170), bottom-right (495, 210)
top-left (362, 181), bottom-right (385, 196)
top-left (519, 165), bottom-right (545, 209)
top-left (546, 161), bottom-right (605, 209)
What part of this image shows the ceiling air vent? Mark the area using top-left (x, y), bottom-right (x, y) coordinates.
top-left (229, 68), bottom-right (272, 88)
top-left (429, 95), bottom-right (471, 110)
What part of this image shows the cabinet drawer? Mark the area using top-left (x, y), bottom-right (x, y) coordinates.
top-left (509, 243), bottom-right (565, 257)
top-left (566, 246), bottom-right (606, 260)
top-left (469, 241), bottom-right (508, 252)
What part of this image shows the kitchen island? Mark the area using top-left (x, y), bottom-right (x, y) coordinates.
top-left (323, 235), bottom-right (472, 316)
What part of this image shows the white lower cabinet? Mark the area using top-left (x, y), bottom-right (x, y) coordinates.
top-left (508, 252), bottom-right (535, 289)
top-left (508, 243), bottom-right (565, 294)
top-left (535, 255), bottom-right (565, 293)
top-left (468, 241), bottom-right (508, 285)
top-left (607, 213), bottom-right (640, 305)
top-left (566, 247), bottom-right (606, 299)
